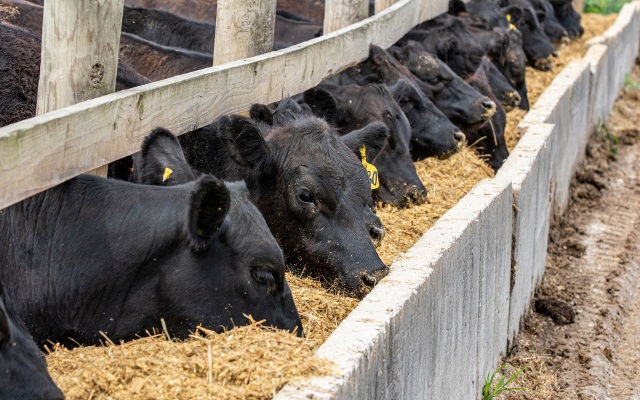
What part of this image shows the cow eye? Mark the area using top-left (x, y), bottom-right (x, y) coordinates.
top-left (252, 267), bottom-right (277, 294)
top-left (297, 187), bottom-right (316, 205)
top-left (384, 111), bottom-right (393, 120)
top-left (427, 77), bottom-right (439, 85)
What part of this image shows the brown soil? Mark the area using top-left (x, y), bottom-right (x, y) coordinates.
top-left (496, 64), bottom-right (640, 399)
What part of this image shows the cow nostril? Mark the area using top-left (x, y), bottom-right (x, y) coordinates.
top-left (512, 91), bottom-right (522, 105)
top-left (369, 224), bottom-right (385, 245)
top-left (362, 272), bottom-right (377, 288)
top-left (454, 131), bottom-right (466, 143)
top-left (551, 50), bottom-right (559, 58)
top-left (482, 99), bottom-right (496, 112)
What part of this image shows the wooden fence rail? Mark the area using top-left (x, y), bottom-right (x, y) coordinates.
top-left (0, 0), bottom-right (448, 210)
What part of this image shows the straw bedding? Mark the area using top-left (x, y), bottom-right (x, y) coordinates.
top-left (45, 14), bottom-right (616, 400)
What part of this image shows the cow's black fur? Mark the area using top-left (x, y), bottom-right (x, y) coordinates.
top-left (0, 281), bottom-right (64, 400)
top-left (0, 175), bottom-right (302, 346)
top-left (179, 114), bottom-right (390, 297)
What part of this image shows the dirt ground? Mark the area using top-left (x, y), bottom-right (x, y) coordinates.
top-left (497, 63), bottom-right (640, 399)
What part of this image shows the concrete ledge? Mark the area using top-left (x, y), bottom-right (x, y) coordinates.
top-left (520, 60), bottom-right (591, 218)
top-left (586, 3), bottom-right (640, 113)
top-left (584, 44), bottom-right (610, 133)
top-left (495, 124), bottom-right (555, 344)
top-left (275, 179), bottom-right (513, 400)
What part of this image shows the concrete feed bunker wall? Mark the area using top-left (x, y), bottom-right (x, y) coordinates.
top-left (275, 3), bottom-right (640, 399)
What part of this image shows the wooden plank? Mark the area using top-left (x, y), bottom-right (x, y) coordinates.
top-left (323, 0), bottom-right (369, 34)
top-left (36, 0), bottom-right (124, 176)
top-left (0, 0), bottom-right (448, 210)
top-left (213, 0), bottom-right (277, 66)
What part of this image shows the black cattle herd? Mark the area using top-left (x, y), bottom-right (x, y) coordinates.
top-left (0, 0), bottom-right (583, 397)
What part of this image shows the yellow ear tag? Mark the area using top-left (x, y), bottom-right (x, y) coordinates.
top-left (509, 23), bottom-right (518, 31)
top-left (359, 145), bottom-right (380, 190)
top-left (162, 167), bottom-right (173, 182)
top-left (506, 13), bottom-right (511, 21)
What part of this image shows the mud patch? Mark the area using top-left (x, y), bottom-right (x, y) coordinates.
top-left (500, 64), bottom-right (640, 399)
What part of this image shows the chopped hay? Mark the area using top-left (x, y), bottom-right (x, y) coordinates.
top-left (47, 319), bottom-right (332, 400)
top-left (45, 14), bottom-right (617, 400)
top-left (504, 13), bottom-right (618, 150)
top-left (0, 5), bottom-right (18, 22)
top-left (376, 146), bottom-right (494, 265)
top-left (286, 273), bottom-right (359, 346)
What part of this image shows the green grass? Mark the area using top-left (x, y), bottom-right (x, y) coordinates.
top-left (584, 0), bottom-right (632, 14)
top-left (624, 73), bottom-right (640, 90)
top-left (597, 119), bottom-right (619, 157)
top-left (482, 364), bottom-right (526, 400)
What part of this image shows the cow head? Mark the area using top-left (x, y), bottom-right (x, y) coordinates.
top-left (250, 99), bottom-right (388, 247)
top-left (527, 0), bottom-right (570, 44)
top-left (216, 115), bottom-right (390, 298)
top-left (465, 60), bottom-right (510, 171)
top-left (391, 41), bottom-right (496, 132)
top-left (549, 0), bottom-right (583, 38)
top-left (338, 45), bottom-right (465, 160)
top-left (500, 2), bottom-right (556, 70)
top-left (130, 130), bottom-right (303, 336)
top-left (304, 84), bottom-right (428, 207)
top-left (0, 283), bottom-right (64, 400)
top-left (412, 15), bottom-right (487, 79)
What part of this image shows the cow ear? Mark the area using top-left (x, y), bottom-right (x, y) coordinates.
top-left (138, 128), bottom-right (197, 186)
top-left (502, 6), bottom-right (523, 23)
top-left (449, 0), bottom-right (466, 15)
top-left (303, 87), bottom-right (338, 121)
top-left (217, 115), bottom-right (270, 169)
top-left (249, 104), bottom-right (274, 126)
top-left (341, 121), bottom-right (389, 161)
top-left (187, 176), bottom-right (230, 252)
top-left (388, 79), bottom-right (414, 103)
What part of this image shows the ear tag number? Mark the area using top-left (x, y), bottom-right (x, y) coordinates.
top-left (162, 167), bottom-right (173, 182)
top-left (359, 145), bottom-right (380, 190)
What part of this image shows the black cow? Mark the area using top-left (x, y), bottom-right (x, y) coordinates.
top-left (119, 32), bottom-right (213, 81)
top-left (332, 45), bottom-right (473, 158)
top-left (0, 174), bottom-right (303, 346)
top-left (499, 0), bottom-right (557, 69)
top-left (179, 113), bottom-right (390, 297)
top-left (407, 15), bottom-right (487, 79)
top-left (0, 15), bottom-right (149, 128)
top-left (451, 0), bottom-right (556, 70)
top-left (465, 58), bottom-right (510, 171)
top-left (0, 281), bottom-right (64, 400)
top-left (121, 7), bottom-right (321, 54)
top-left (474, 27), bottom-right (530, 110)
top-left (249, 99), bottom-right (386, 246)
top-left (387, 42), bottom-right (500, 127)
top-left (303, 83), bottom-right (428, 207)
top-left (525, 0), bottom-right (569, 44)
top-left (121, 6), bottom-right (216, 53)
top-left (549, 0), bottom-right (583, 38)
top-left (0, 23), bottom-right (40, 127)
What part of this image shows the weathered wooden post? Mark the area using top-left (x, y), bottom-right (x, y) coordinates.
top-left (572, 0), bottom-right (583, 14)
top-left (374, 0), bottom-right (397, 14)
top-left (36, 0), bottom-right (125, 176)
top-left (323, 0), bottom-right (369, 34)
top-left (213, 0), bottom-right (277, 66)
